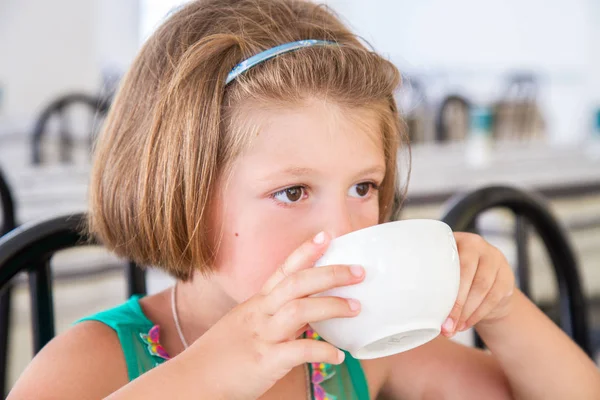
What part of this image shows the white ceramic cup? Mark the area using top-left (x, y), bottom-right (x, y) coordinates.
top-left (309, 219), bottom-right (460, 360)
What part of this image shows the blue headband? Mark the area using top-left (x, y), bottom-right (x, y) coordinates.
top-left (225, 39), bottom-right (336, 85)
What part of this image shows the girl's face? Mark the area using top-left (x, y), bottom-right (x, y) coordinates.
top-left (211, 99), bottom-right (386, 303)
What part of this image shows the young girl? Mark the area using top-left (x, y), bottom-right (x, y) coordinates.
top-left (9, 0), bottom-right (600, 399)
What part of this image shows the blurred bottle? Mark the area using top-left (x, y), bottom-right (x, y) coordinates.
top-left (466, 106), bottom-right (494, 167)
top-left (585, 108), bottom-right (600, 161)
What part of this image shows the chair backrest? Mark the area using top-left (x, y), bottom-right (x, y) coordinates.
top-left (435, 94), bottom-right (471, 142)
top-left (494, 72), bottom-right (544, 141)
top-left (0, 213), bottom-right (146, 354)
top-left (0, 166), bottom-right (16, 397)
top-left (31, 93), bottom-right (111, 165)
top-left (440, 185), bottom-right (592, 356)
top-left (397, 75), bottom-right (428, 144)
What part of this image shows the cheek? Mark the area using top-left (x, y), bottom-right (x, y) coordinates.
top-left (213, 205), bottom-right (316, 302)
top-left (211, 188), bottom-right (381, 302)
top-left (350, 198), bottom-right (380, 228)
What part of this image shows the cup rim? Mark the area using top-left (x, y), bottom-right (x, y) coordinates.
top-left (332, 219), bottom-right (451, 242)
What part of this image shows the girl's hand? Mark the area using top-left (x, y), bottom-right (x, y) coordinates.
top-left (441, 232), bottom-right (516, 337)
top-left (189, 232), bottom-right (364, 400)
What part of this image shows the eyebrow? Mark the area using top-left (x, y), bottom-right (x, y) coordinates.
top-left (260, 165), bottom-right (386, 181)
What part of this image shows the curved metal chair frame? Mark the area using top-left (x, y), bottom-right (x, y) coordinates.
top-left (441, 185), bottom-right (592, 356)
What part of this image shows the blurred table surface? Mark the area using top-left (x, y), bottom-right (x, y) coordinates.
top-left (1, 137), bottom-right (599, 223)
top-left (406, 140), bottom-right (600, 204)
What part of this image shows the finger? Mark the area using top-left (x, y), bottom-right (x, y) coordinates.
top-left (455, 258), bottom-right (500, 331)
top-left (266, 297), bottom-right (361, 342)
top-left (293, 324), bottom-right (310, 340)
top-left (264, 264), bottom-right (365, 314)
top-left (441, 250), bottom-right (479, 336)
top-left (465, 269), bottom-right (515, 328)
top-left (273, 339), bottom-right (345, 371)
top-left (261, 231), bottom-right (330, 295)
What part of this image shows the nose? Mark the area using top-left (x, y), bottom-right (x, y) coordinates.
top-left (322, 199), bottom-right (354, 239)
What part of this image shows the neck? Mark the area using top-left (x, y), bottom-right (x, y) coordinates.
top-left (174, 271), bottom-right (238, 344)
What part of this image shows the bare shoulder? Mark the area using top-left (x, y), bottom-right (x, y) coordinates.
top-left (8, 321), bottom-right (128, 400)
top-left (376, 337), bottom-right (512, 400)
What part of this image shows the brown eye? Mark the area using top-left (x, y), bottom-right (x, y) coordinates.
top-left (285, 187), bottom-right (303, 202)
top-left (349, 182), bottom-right (376, 198)
top-left (356, 183), bottom-right (370, 196)
top-left (273, 186), bottom-right (305, 203)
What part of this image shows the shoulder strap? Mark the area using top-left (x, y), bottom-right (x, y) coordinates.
top-left (75, 296), bottom-right (165, 381)
top-left (76, 295), bottom-right (148, 329)
top-left (344, 352), bottom-right (370, 400)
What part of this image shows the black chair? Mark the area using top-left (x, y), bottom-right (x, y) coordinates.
top-left (0, 167), bottom-right (16, 397)
top-left (440, 185), bottom-right (592, 357)
top-left (0, 213), bottom-right (146, 395)
top-left (31, 93), bottom-right (111, 165)
top-left (435, 94), bottom-right (471, 142)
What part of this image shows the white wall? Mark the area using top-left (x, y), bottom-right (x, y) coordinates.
top-left (140, 0), bottom-right (188, 43)
top-left (324, 0), bottom-right (597, 143)
top-left (0, 0), bottom-right (140, 136)
top-left (94, 0), bottom-right (141, 76)
top-left (1, 0), bottom-right (598, 141)
top-left (586, 0), bottom-right (600, 116)
top-left (327, 0), bottom-right (587, 72)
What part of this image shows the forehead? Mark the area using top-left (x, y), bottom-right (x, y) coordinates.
top-left (236, 99), bottom-right (385, 169)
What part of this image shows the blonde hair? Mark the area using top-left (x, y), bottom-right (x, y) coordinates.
top-left (88, 0), bottom-right (408, 280)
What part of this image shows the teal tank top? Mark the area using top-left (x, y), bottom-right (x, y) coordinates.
top-left (76, 296), bottom-right (370, 400)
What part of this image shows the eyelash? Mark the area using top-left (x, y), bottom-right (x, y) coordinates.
top-left (269, 182), bottom-right (381, 207)
top-left (270, 185), bottom-right (308, 207)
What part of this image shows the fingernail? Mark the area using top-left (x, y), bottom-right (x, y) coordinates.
top-left (441, 330), bottom-right (454, 338)
top-left (442, 317), bottom-right (454, 332)
top-left (347, 299), bottom-right (361, 312)
top-left (337, 350), bottom-right (345, 363)
top-left (313, 231), bottom-right (326, 244)
top-left (349, 265), bottom-right (364, 277)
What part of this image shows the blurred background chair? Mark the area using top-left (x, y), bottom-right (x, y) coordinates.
top-left (0, 167), bottom-right (16, 236)
top-left (0, 213), bottom-right (146, 397)
top-left (435, 93), bottom-right (471, 143)
top-left (492, 72), bottom-right (545, 141)
top-left (397, 75), bottom-right (429, 144)
top-left (31, 93), bottom-right (111, 166)
top-left (440, 185), bottom-right (592, 357)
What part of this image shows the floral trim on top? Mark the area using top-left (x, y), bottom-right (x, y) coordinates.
top-left (139, 325), bottom-right (171, 360)
top-left (306, 329), bottom-right (338, 400)
top-left (139, 325), bottom-right (338, 399)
